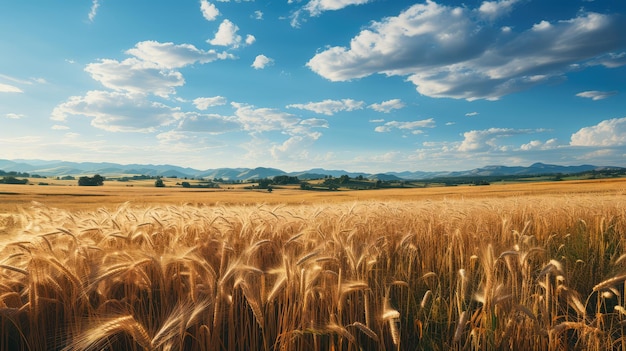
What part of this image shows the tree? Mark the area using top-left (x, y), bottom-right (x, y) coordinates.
top-left (155, 178), bottom-right (165, 187)
top-left (181, 181), bottom-right (191, 188)
top-left (78, 174), bottom-right (104, 186)
top-left (0, 176), bottom-right (28, 185)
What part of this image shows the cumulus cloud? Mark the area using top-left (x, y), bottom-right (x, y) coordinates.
top-left (51, 90), bottom-right (180, 132)
top-left (200, 0), bottom-right (220, 21)
top-left (193, 96), bottom-right (227, 110)
top-left (232, 102), bottom-right (301, 132)
top-left (570, 117), bottom-right (626, 146)
top-left (126, 41), bottom-right (233, 69)
top-left (52, 125), bottom-right (70, 130)
top-left (458, 128), bottom-right (536, 152)
top-left (209, 19), bottom-right (254, 48)
top-left (176, 112), bottom-right (239, 134)
top-left (231, 102), bottom-right (329, 152)
top-left (478, 0), bottom-right (521, 20)
top-left (251, 55), bottom-right (274, 69)
top-left (85, 58), bottom-right (185, 97)
top-left (304, 0), bottom-right (372, 16)
top-left (286, 99), bottom-right (364, 115)
top-left (520, 138), bottom-right (559, 150)
top-left (253, 11), bottom-right (263, 20)
top-left (5, 113), bottom-right (24, 119)
top-left (86, 41), bottom-right (233, 97)
top-left (307, 1), bottom-right (626, 100)
top-left (0, 83), bottom-right (23, 93)
top-left (576, 90), bottom-right (618, 100)
top-left (374, 118), bottom-right (435, 133)
top-left (368, 99), bottom-right (405, 113)
top-left (466, 112), bottom-right (479, 117)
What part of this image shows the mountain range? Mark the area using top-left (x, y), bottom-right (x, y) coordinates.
top-left (0, 159), bottom-right (623, 181)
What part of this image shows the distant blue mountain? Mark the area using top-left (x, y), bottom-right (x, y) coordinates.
top-left (0, 159), bottom-right (623, 181)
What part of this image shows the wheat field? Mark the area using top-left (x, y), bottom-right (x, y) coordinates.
top-left (1, 182), bottom-right (626, 350)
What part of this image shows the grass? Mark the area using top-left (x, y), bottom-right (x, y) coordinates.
top-left (0, 179), bottom-right (625, 350)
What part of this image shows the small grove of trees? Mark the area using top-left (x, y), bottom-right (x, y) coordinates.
top-left (0, 170), bottom-right (30, 177)
top-left (0, 176), bottom-right (28, 185)
top-left (78, 174), bottom-right (105, 186)
top-left (155, 178), bottom-right (165, 187)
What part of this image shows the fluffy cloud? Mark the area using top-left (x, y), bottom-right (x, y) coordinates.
top-left (458, 128), bottom-right (536, 152)
top-left (304, 0), bottom-right (372, 16)
top-left (232, 102), bottom-right (301, 132)
top-left (85, 58), bottom-right (184, 97)
top-left (51, 90), bottom-right (180, 132)
top-left (126, 41), bottom-right (233, 69)
top-left (86, 41), bottom-right (233, 97)
top-left (478, 0), bottom-right (520, 20)
top-left (520, 138), bottom-right (559, 150)
top-left (0, 83), bottom-right (22, 93)
top-left (570, 117), bottom-right (626, 146)
top-left (286, 99), bottom-right (364, 115)
top-left (368, 99), bottom-right (405, 113)
top-left (576, 90), bottom-right (618, 101)
top-left (200, 0), bottom-right (220, 21)
top-left (5, 113), bottom-right (24, 119)
top-left (465, 112), bottom-right (479, 117)
top-left (307, 1), bottom-right (626, 100)
top-left (209, 19), bottom-right (254, 48)
top-left (193, 96), bottom-right (227, 110)
top-left (252, 54), bottom-right (273, 69)
top-left (374, 118), bottom-right (435, 133)
top-left (176, 112), bottom-right (239, 134)
top-left (231, 102), bottom-right (328, 145)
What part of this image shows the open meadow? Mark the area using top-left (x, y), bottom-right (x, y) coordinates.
top-left (1, 179), bottom-right (626, 350)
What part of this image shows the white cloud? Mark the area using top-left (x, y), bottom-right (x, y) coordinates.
top-left (200, 0), bottom-right (220, 21)
top-left (86, 41), bottom-right (233, 97)
top-left (88, 0), bottom-right (100, 22)
top-left (466, 112), bottom-right (479, 117)
top-left (458, 128), bottom-right (535, 152)
top-left (576, 90), bottom-right (618, 100)
top-left (374, 118), bottom-right (435, 133)
top-left (51, 90), bottom-right (180, 132)
top-left (0, 83), bottom-right (23, 93)
top-left (85, 58), bottom-right (184, 97)
top-left (478, 0), bottom-right (520, 20)
top-left (232, 102), bottom-right (300, 132)
top-left (231, 102), bottom-right (328, 142)
top-left (570, 117), bottom-right (626, 146)
top-left (307, 1), bottom-right (626, 100)
top-left (193, 96), bottom-right (227, 110)
top-left (253, 11), bottom-right (263, 20)
top-left (209, 19), bottom-right (254, 48)
top-left (5, 113), bottom-right (24, 119)
top-left (300, 118), bottom-right (329, 128)
top-left (368, 99), bottom-right (405, 113)
top-left (304, 0), bottom-right (372, 16)
top-left (520, 138), bottom-right (559, 150)
top-left (286, 99), bottom-right (364, 115)
top-left (126, 41), bottom-right (233, 69)
top-left (52, 125), bottom-right (70, 130)
top-left (176, 112), bottom-right (239, 134)
top-left (251, 54), bottom-right (274, 69)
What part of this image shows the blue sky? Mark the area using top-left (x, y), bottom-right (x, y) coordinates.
top-left (1, 0), bottom-right (625, 173)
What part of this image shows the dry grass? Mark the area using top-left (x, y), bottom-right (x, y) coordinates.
top-left (0, 181), bottom-right (625, 350)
